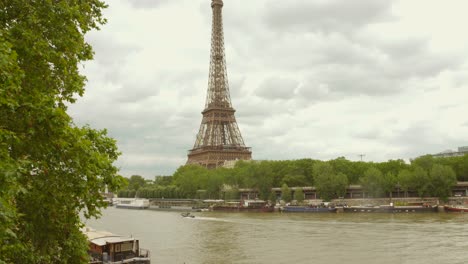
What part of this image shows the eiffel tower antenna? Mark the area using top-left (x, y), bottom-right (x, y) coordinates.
top-left (186, 0), bottom-right (252, 168)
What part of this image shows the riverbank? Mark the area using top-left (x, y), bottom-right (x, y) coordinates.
top-left (112, 197), bottom-right (468, 213)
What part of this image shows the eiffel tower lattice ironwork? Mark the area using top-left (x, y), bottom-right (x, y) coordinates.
top-left (187, 0), bottom-right (252, 168)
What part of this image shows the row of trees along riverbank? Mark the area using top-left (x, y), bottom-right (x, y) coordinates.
top-left (118, 154), bottom-right (468, 201)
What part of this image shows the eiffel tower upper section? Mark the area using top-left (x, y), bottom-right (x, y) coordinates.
top-left (187, 0), bottom-right (252, 168)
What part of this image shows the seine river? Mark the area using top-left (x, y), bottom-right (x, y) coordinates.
top-left (84, 207), bottom-right (468, 264)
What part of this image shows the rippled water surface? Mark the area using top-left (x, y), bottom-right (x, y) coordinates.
top-left (84, 207), bottom-right (468, 264)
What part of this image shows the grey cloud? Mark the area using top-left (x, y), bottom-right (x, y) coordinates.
top-left (87, 33), bottom-right (141, 66)
top-left (127, 0), bottom-right (172, 9)
top-left (255, 77), bottom-right (299, 100)
top-left (296, 83), bottom-right (336, 104)
top-left (228, 75), bottom-right (247, 100)
top-left (297, 66), bottom-right (401, 100)
top-left (351, 129), bottom-right (382, 140)
top-left (438, 103), bottom-right (461, 110)
top-left (386, 123), bottom-right (466, 159)
top-left (264, 0), bottom-right (395, 34)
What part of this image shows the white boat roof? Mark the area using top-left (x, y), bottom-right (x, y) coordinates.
top-left (82, 228), bottom-right (135, 246)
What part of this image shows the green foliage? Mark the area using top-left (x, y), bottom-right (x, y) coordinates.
top-left (173, 165), bottom-right (210, 198)
top-left (313, 163), bottom-right (349, 201)
top-left (409, 166), bottom-right (431, 197)
top-left (0, 1), bottom-right (121, 263)
top-left (281, 184), bottom-right (292, 202)
top-left (294, 188), bottom-right (304, 203)
top-left (397, 169), bottom-right (413, 194)
top-left (162, 154), bottom-right (465, 202)
top-left (247, 161), bottom-right (275, 200)
top-left (376, 159), bottom-right (409, 177)
top-left (224, 186), bottom-right (239, 200)
top-left (269, 191), bottom-right (278, 205)
top-left (134, 185), bottom-right (184, 199)
top-left (383, 172), bottom-right (397, 198)
top-left (281, 173), bottom-right (308, 187)
top-left (411, 155), bottom-right (434, 171)
top-left (428, 164), bottom-right (457, 200)
top-left (154, 175), bottom-right (173, 186)
top-left (359, 167), bottom-right (391, 198)
top-left (128, 175), bottom-right (146, 191)
top-left (115, 175), bottom-right (129, 190)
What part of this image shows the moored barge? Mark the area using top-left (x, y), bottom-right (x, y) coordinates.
top-left (82, 227), bottom-right (150, 264)
top-left (281, 205), bottom-right (337, 213)
top-left (343, 204), bottom-right (437, 213)
top-left (212, 200), bottom-right (274, 212)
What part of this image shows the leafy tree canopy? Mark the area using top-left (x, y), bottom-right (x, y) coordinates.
top-left (313, 162), bottom-right (348, 201)
top-left (281, 184), bottom-right (292, 203)
top-left (1, 1), bottom-right (122, 263)
top-left (128, 175), bottom-right (146, 191)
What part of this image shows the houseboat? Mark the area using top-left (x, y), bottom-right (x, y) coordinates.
top-left (115, 199), bottom-right (149, 209)
top-left (281, 205), bottom-right (337, 213)
top-left (344, 204), bottom-right (437, 213)
top-left (82, 227), bottom-right (150, 264)
top-left (212, 199), bottom-right (274, 212)
top-left (391, 204), bottom-right (438, 213)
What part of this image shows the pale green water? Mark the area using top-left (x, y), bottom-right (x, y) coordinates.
top-left (84, 207), bottom-right (468, 264)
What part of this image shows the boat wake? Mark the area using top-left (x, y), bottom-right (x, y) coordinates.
top-left (189, 216), bottom-right (233, 222)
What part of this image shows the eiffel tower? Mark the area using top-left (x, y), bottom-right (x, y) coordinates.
top-left (187, 0), bottom-right (252, 168)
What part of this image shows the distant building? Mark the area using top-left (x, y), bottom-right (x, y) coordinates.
top-left (432, 146), bottom-right (468, 158)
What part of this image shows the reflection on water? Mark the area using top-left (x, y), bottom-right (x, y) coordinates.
top-left (83, 208), bottom-right (468, 264)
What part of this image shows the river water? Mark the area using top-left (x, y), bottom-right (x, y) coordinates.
top-left (84, 207), bottom-right (468, 264)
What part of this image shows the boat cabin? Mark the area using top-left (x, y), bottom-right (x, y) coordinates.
top-left (242, 199), bottom-right (267, 208)
top-left (82, 228), bottom-right (150, 264)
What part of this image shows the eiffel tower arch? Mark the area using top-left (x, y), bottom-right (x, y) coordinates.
top-left (187, 0), bottom-right (252, 169)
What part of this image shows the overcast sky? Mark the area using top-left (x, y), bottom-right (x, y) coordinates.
top-left (68, 0), bottom-right (468, 179)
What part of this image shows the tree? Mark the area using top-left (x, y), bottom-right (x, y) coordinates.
top-left (0, 35), bottom-right (24, 261)
top-left (0, 1), bottom-right (122, 263)
top-left (428, 164), bottom-right (457, 200)
top-left (173, 165), bottom-right (209, 198)
top-left (313, 163), bottom-right (348, 201)
top-left (281, 184), bottom-right (292, 203)
top-left (281, 173), bottom-right (308, 187)
top-left (382, 172), bottom-right (397, 199)
top-left (294, 188), bottom-right (305, 203)
top-left (154, 175), bottom-right (173, 186)
top-left (359, 168), bottom-right (397, 199)
top-left (411, 155), bottom-right (435, 171)
top-left (397, 169), bottom-right (412, 197)
top-left (128, 175), bottom-right (146, 191)
top-left (205, 171), bottom-right (223, 199)
top-left (246, 161), bottom-right (274, 200)
top-left (376, 159), bottom-right (409, 177)
top-left (408, 166), bottom-right (431, 197)
top-left (269, 191), bottom-right (278, 205)
top-left (116, 175), bottom-right (129, 191)
top-left (359, 167), bottom-right (385, 198)
top-left (224, 186), bottom-right (239, 200)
